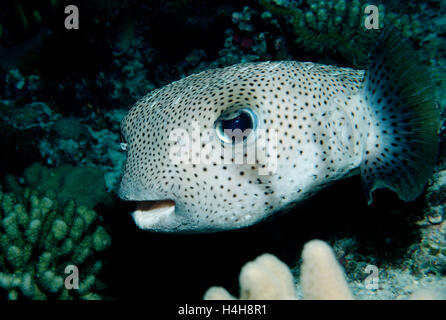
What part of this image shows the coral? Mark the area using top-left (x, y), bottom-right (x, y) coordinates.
top-left (51, 117), bottom-right (91, 141)
top-left (108, 10), bottom-right (137, 57)
top-left (214, 28), bottom-right (270, 67)
top-left (22, 162), bottom-right (112, 210)
top-left (300, 240), bottom-right (353, 299)
top-left (424, 169), bottom-right (446, 221)
top-left (3, 69), bottom-right (42, 98)
top-left (402, 169), bottom-right (446, 276)
top-left (4, 102), bottom-right (53, 131)
top-left (204, 240), bottom-right (446, 300)
top-left (409, 288), bottom-right (444, 300)
top-left (232, 6), bottom-right (255, 32)
top-left (256, 0), bottom-right (427, 66)
top-left (33, 109), bottom-right (127, 192)
top-left (405, 220), bottom-right (446, 276)
top-left (0, 186), bottom-right (111, 299)
top-left (85, 110), bottom-right (128, 191)
top-left (204, 254), bottom-right (297, 300)
top-left (107, 36), bottom-right (155, 101)
top-left (39, 117), bottom-right (94, 166)
top-left (0, 100), bottom-right (55, 174)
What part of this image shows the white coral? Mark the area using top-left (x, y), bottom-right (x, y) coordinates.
top-left (204, 239), bottom-right (352, 300)
top-left (204, 253), bottom-right (297, 300)
top-left (300, 239), bottom-right (353, 299)
top-left (204, 239), bottom-right (445, 300)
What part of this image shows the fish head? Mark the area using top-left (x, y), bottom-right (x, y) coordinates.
top-left (119, 62), bottom-right (333, 233)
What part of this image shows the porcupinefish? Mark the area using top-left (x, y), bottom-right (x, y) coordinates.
top-left (118, 28), bottom-right (440, 233)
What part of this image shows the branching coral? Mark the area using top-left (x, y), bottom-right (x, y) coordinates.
top-left (204, 253), bottom-right (297, 300)
top-left (0, 187), bottom-right (111, 299)
top-left (256, 0), bottom-right (425, 67)
top-left (204, 240), bottom-right (445, 300)
top-left (299, 240), bottom-right (354, 299)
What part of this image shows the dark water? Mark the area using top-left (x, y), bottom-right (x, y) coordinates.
top-left (0, 0), bottom-right (444, 300)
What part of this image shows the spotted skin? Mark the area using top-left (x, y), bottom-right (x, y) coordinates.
top-left (119, 28), bottom-right (440, 233)
top-left (118, 61), bottom-right (376, 232)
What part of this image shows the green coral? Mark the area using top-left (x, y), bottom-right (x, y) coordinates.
top-left (0, 186), bottom-right (111, 299)
top-left (258, 0), bottom-right (426, 67)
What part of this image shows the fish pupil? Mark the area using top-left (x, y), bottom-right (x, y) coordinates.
top-left (215, 108), bottom-right (257, 144)
top-left (221, 112), bottom-right (253, 133)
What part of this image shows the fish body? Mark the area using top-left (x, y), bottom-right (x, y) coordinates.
top-left (119, 29), bottom-right (439, 233)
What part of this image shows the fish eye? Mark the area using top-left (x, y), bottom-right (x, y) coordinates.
top-left (119, 132), bottom-right (127, 151)
top-left (214, 107), bottom-right (257, 144)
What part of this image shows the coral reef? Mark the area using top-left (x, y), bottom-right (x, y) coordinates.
top-left (299, 240), bottom-right (353, 299)
top-left (424, 169), bottom-right (446, 224)
top-left (0, 95), bottom-right (127, 192)
top-left (256, 0), bottom-right (430, 67)
top-left (0, 0), bottom-right (445, 300)
top-left (0, 98), bottom-right (56, 174)
top-left (204, 240), bottom-right (446, 300)
top-left (204, 253), bottom-right (297, 300)
top-left (21, 162), bottom-right (112, 209)
top-left (0, 186), bottom-right (111, 299)
top-left (396, 169), bottom-right (446, 277)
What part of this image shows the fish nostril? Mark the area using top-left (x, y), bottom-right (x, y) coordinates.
top-left (119, 132), bottom-right (128, 151)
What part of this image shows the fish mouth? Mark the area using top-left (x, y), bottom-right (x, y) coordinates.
top-left (132, 200), bottom-right (176, 229)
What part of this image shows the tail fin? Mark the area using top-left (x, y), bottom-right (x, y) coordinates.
top-left (360, 27), bottom-right (440, 204)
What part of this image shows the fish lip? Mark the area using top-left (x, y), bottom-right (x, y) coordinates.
top-left (131, 200), bottom-right (176, 229)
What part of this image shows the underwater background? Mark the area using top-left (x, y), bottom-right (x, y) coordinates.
top-left (0, 0), bottom-right (445, 300)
